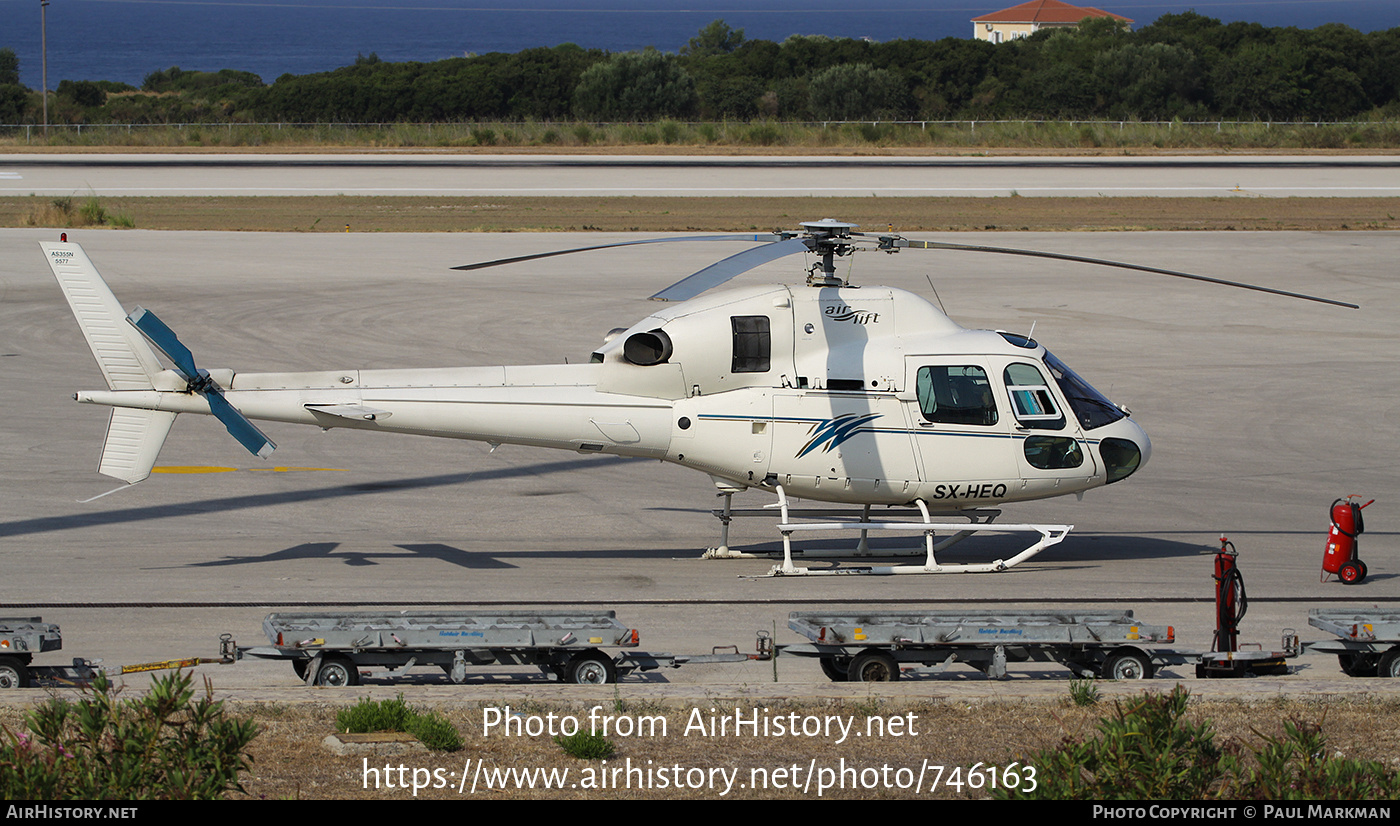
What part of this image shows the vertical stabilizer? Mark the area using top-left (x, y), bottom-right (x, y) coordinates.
top-left (44, 242), bottom-right (177, 484)
top-left (42, 242), bottom-right (163, 390)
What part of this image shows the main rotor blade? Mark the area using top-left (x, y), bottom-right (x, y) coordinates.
top-left (126, 306), bottom-right (202, 380)
top-left (452, 233), bottom-right (785, 271)
top-left (205, 390), bottom-right (276, 458)
top-left (651, 238), bottom-right (811, 302)
top-left (892, 240), bottom-right (1358, 309)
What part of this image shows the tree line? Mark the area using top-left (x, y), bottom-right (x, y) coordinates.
top-left (4, 13), bottom-right (1400, 126)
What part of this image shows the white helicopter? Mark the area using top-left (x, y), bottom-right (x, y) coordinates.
top-left (42, 222), bottom-right (1355, 576)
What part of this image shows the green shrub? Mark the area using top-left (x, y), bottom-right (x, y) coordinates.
top-left (743, 123), bottom-right (781, 146)
top-left (0, 671), bottom-right (257, 800)
top-left (555, 731), bottom-right (615, 760)
top-left (856, 122), bottom-right (888, 143)
top-left (998, 686), bottom-right (1400, 800)
top-left (1232, 717), bottom-right (1400, 799)
top-left (405, 713), bottom-right (463, 752)
top-left (337, 694), bottom-right (413, 734)
top-left (1068, 678), bottom-right (1101, 707)
top-left (78, 197), bottom-right (104, 225)
top-left (337, 694), bottom-right (461, 752)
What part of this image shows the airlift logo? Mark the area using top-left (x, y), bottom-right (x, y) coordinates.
top-left (823, 304), bottom-right (880, 325)
top-left (796, 413), bottom-right (882, 457)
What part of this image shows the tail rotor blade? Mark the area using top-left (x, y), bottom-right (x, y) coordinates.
top-left (205, 391), bottom-right (276, 458)
top-left (127, 306), bottom-right (203, 380)
top-left (127, 306), bottom-right (276, 458)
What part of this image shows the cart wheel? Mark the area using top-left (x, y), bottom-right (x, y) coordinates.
top-left (314, 655), bottom-right (359, 687)
top-left (292, 660), bottom-right (308, 681)
top-left (1378, 648), bottom-right (1400, 679)
top-left (1339, 561), bottom-right (1365, 584)
top-left (1338, 653), bottom-right (1378, 677)
top-left (1103, 650), bottom-right (1154, 680)
top-left (0, 657), bottom-right (27, 689)
top-left (847, 651), bottom-right (900, 682)
top-left (567, 652), bottom-right (616, 685)
top-left (818, 657), bottom-right (850, 683)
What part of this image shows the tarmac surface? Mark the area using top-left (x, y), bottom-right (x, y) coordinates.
top-left (0, 227), bottom-right (1396, 701)
top-left (4, 153), bottom-right (1400, 197)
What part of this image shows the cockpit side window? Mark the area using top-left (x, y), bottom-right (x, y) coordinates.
top-left (916, 366), bottom-right (998, 426)
top-left (1004, 363), bottom-right (1065, 430)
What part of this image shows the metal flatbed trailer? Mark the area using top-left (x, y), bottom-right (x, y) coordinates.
top-left (784, 610), bottom-right (1189, 681)
top-left (1306, 609), bottom-right (1400, 678)
top-left (233, 610), bottom-right (764, 686)
top-left (0, 617), bottom-right (62, 688)
top-left (1, 616), bottom-right (223, 688)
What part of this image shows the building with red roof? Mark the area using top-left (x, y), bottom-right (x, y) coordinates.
top-left (972, 0), bottom-right (1132, 43)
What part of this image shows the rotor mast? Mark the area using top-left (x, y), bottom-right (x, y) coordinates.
top-left (801, 219), bottom-right (859, 288)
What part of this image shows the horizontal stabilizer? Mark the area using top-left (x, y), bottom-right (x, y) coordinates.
top-left (98, 408), bottom-right (178, 484)
top-left (42, 242), bottom-right (163, 390)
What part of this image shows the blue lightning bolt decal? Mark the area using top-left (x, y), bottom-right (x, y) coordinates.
top-left (795, 413), bottom-right (883, 458)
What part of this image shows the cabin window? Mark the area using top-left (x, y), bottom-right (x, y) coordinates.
top-left (1023, 435), bottom-right (1084, 469)
top-left (731, 316), bottom-right (770, 373)
top-left (1004, 363), bottom-right (1065, 430)
top-left (915, 366), bottom-right (998, 426)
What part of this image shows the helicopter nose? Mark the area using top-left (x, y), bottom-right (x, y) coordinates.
top-left (1097, 417), bottom-right (1150, 484)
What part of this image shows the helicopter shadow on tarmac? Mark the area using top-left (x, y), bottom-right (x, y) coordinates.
top-left (145, 527), bottom-right (1213, 573)
top-left (152, 540), bottom-right (692, 571)
top-left (729, 531), bottom-right (1207, 570)
top-left (0, 455), bottom-right (640, 542)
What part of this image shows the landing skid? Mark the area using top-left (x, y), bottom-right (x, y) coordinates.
top-left (707, 486), bottom-right (1071, 577)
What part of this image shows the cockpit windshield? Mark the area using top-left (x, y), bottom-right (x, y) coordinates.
top-left (1042, 351), bottom-right (1127, 431)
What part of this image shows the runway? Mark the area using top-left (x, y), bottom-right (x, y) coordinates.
top-left (0, 227), bottom-right (1396, 694)
top-left (3, 154), bottom-right (1400, 197)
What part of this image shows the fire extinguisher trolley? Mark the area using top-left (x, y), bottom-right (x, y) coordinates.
top-left (1322, 496), bottom-right (1374, 584)
top-left (1196, 537), bottom-right (1298, 678)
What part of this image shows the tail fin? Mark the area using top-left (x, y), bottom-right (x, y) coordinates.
top-left (42, 241), bottom-right (163, 391)
top-left (43, 241), bottom-right (174, 484)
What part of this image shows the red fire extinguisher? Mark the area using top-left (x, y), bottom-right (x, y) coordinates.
top-left (1322, 496), bottom-right (1374, 584)
top-left (1214, 536), bottom-right (1244, 654)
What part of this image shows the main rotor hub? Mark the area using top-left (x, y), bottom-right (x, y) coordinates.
top-left (800, 219), bottom-right (858, 239)
top-left (800, 219), bottom-right (860, 288)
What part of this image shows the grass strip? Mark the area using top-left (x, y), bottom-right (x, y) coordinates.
top-left (5, 195), bottom-right (1399, 234)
